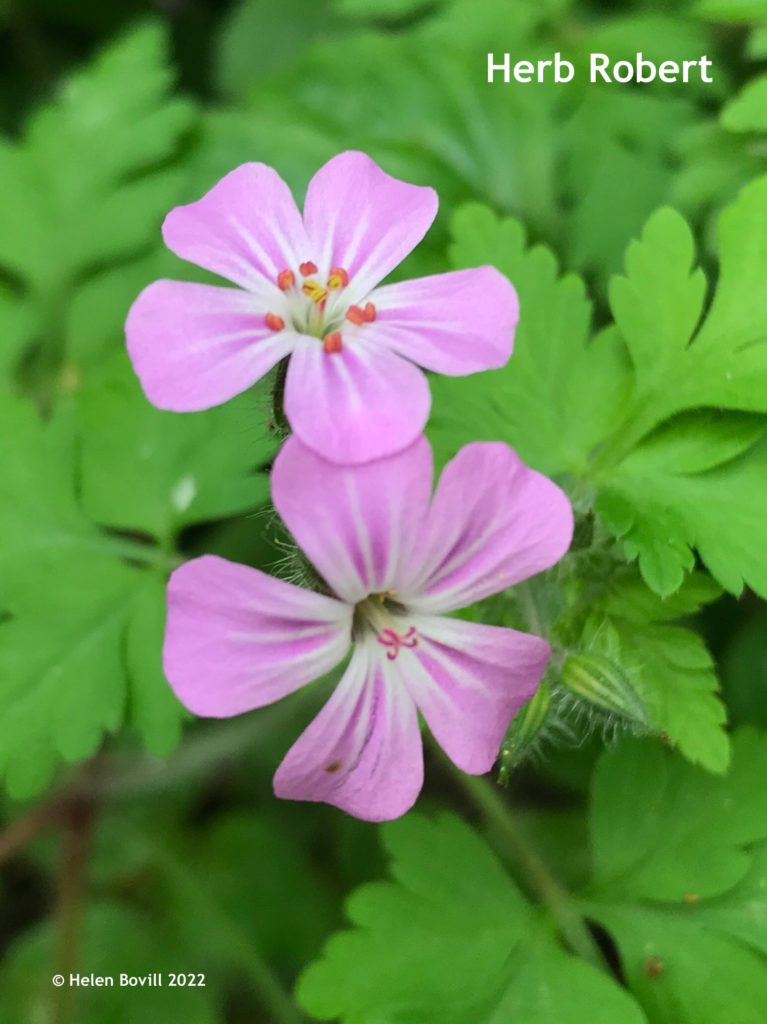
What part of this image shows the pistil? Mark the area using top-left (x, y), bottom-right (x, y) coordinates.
top-left (354, 593), bottom-right (419, 661)
top-left (376, 626), bottom-right (418, 661)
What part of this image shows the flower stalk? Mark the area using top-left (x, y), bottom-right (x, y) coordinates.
top-left (445, 759), bottom-right (609, 974)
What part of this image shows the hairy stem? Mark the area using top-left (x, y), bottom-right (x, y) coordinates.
top-left (441, 756), bottom-right (608, 973)
top-left (270, 358), bottom-right (290, 437)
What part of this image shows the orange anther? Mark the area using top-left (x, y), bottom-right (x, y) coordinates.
top-left (323, 332), bottom-right (343, 354)
top-left (363, 302), bottom-right (376, 322)
top-left (299, 261), bottom-right (318, 276)
top-left (302, 280), bottom-right (328, 304)
top-left (345, 305), bottom-right (365, 325)
top-left (277, 269), bottom-right (295, 290)
top-left (328, 266), bottom-right (349, 289)
top-left (265, 313), bottom-right (285, 332)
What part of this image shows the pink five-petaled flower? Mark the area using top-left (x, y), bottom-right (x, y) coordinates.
top-left (163, 436), bottom-right (573, 822)
top-left (125, 151), bottom-right (518, 465)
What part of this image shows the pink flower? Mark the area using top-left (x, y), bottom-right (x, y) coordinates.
top-left (125, 151), bottom-right (518, 465)
top-left (163, 436), bottom-right (573, 821)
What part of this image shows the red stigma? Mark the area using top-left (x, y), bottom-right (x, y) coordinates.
top-left (323, 332), bottom-right (343, 354)
top-left (277, 269), bottom-right (295, 290)
top-left (363, 302), bottom-right (376, 322)
top-left (299, 261), bottom-right (318, 276)
top-left (265, 313), bottom-right (285, 332)
top-left (376, 627), bottom-right (418, 661)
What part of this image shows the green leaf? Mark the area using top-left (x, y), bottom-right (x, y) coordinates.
top-left (565, 88), bottom-right (701, 284)
top-left (0, 21), bottom-right (195, 379)
top-left (428, 204), bottom-right (632, 476)
top-left (596, 422), bottom-right (767, 598)
top-left (723, 73), bottom-right (767, 131)
top-left (583, 731), bottom-right (767, 1024)
top-left (126, 572), bottom-right (186, 758)
top-left (0, 395), bottom-right (185, 796)
top-left (0, 560), bottom-right (138, 797)
top-left (609, 182), bottom-right (767, 432)
top-left (589, 732), bottom-right (767, 899)
top-left (748, 21), bottom-right (767, 55)
top-left (78, 355), bottom-right (275, 548)
top-left (217, 0), bottom-right (345, 98)
top-left (609, 208), bottom-right (706, 400)
top-left (695, 0), bottom-right (767, 20)
top-left (298, 812), bottom-right (646, 1023)
top-left (575, 569), bottom-right (728, 771)
top-left (432, 193), bottom-right (767, 599)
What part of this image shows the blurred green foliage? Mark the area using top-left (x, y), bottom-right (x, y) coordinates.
top-left (1, 0), bottom-right (767, 1021)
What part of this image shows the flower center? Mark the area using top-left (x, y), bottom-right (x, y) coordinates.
top-left (264, 262), bottom-right (377, 355)
top-left (354, 593), bottom-right (418, 661)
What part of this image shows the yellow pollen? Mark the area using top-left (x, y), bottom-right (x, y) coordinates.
top-left (302, 280), bottom-right (328, 304)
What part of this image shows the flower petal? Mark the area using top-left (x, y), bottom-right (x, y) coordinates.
top-left (164, 555), bottom-right (352, 717)
top-left (303, 151), bottom-right (438, 300)
top-left (404, 616), bottom-right (550, 774)
top-left (126, 280), bottom-right (297, 411)
top-left (271, 434), bottom-right (433, 604)
top-left (163, 163), bottom-right (311, 291)
top-left (283, 334), bottom-right (431, 465)
top-left (273, 641), bottom-right (423, 821)
top-left (369, 267), bottom-right (518, 374)
top-left (411, 442), bottom-right (574, 614)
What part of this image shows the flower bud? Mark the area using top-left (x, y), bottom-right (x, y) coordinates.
top-left (561, 652), bottom-right (650, 728)
top-left (499, 681), bottom-right (553, 782)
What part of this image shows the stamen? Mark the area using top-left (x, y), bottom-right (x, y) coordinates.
top-left (328, 267), bottom-right (349, 289)
top-left (363, 302), bottom-right (376, 322)
top-left (265, 313), bottom-right (285, 332)
top-left (299, 261), bottom-right (318, 276)
top-left (376, 626), bottom-right (418, 661)
top-left (277, 269), bottom-right (295, 291)
top-left (346, 305), bottom-right (365, 326)
top-left (302, 280), bottom-right (328, 304)
top-left (323, 332), bottom-right (343, 354)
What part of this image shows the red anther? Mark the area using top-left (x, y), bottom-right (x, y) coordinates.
top-left (277, 269), bottom-right (295, 290)
top-left (323, 332), bottom-right (343, 354)
top-left (265, 313), bottom-right (285, 332)
top-left (345, 305), bottom-right (366, 326)
top-left (299, 261), bottom-right (318, 276)
top-left (363, 302), bottom-right (376, 322)
top-left (376, 626), bottom-right (418, 661)
top-left (328, 266), bottom-right (349, 289)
